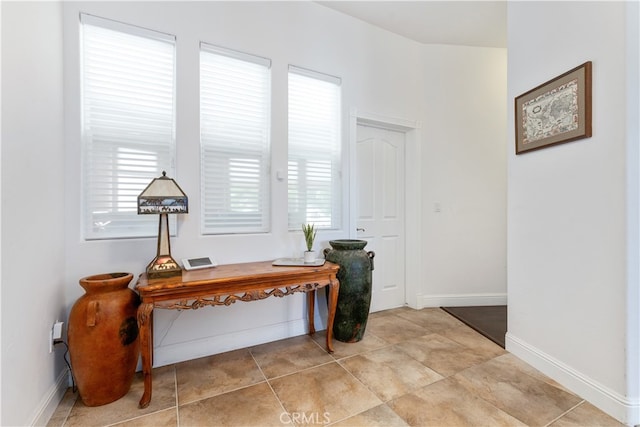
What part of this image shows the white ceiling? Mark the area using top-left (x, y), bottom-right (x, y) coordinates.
top-left (316, 1), bottom-right (507, 48)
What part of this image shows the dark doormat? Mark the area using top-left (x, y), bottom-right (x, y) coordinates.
top-left (441, 305), bottom-right (507, 348)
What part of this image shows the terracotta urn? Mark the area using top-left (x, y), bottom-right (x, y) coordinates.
top-left (68, 272), bottom-right (140, 406)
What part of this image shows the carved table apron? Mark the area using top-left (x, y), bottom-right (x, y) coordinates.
top-left (135, 260), bottom-right (340, 409)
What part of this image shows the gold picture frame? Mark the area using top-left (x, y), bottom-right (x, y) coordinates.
top-left (515, 61), bottom-right (592, 154)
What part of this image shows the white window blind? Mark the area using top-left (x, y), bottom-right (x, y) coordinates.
top-left (288, 66), bottom-right (342, 230)
top-left (200, 43), bottom-right (271, 234)
top-left (81, 14), bottom-right (176, 240)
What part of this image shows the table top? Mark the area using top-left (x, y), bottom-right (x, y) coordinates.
top-left (135, 260), bottom-right (339, 298)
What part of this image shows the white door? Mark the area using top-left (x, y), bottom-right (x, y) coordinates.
top-left (356, 125), bottom-right (406, 312)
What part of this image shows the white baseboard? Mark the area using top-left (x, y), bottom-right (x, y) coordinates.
top-left (506, 332), bottom-right (639, 426)
top-left (32, 367), bottom-right (69, 426)
top-left (153, 317), bottom-right (317, 367)
top-left (418, 293), bottom-right (507, 308)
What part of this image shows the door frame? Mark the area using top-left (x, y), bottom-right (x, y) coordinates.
top-left (348, 108), bottom-right (422, 309)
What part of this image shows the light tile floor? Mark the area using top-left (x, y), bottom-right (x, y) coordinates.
top-left (47, 307), bottom-right (624, 427)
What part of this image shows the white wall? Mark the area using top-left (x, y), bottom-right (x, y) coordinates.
top-left (626, 3), bottom-right (640, 422)
top-left (62, 0), bottom-right (428, 368)
top-left (62, 0), bottom-right (506, 368)
top-left (421, 44), bottom-right (507, 307)
top-left (1, 2), bottom-right (68, 425)
top-left (506, 2), bottom-right (640, 424)
top-left (0, 1), bottom-right (507, 424)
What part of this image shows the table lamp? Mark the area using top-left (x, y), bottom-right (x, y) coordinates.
top-left (138, 171), bottom-right (188, 279)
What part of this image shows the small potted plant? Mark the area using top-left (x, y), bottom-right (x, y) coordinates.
top-left (302, 223), bottom-right (317, 263)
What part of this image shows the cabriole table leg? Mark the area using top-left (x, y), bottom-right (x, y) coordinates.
top-left (325, 279), bottom-right (339, 354)
top-left (137, 302), bottom-right (154, 409)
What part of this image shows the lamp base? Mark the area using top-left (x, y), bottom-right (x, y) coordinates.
top-left (146, 255), bottom-right (182, 279)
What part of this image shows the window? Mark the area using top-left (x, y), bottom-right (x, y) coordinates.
top-left (81, 14), bottom-right (176, 240)
top-left (200, 43), bottom-right (271, 234)
top-left (288, 66), bottom-right (342, 230)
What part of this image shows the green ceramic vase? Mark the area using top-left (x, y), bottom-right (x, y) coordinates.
top-left (324, 240), bottom-right (375, 342)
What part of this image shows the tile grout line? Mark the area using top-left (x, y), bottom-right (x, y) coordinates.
top-left (55, 390), bottom-right (76, 427)
top-left (174, 349), bottom-right (269, 408)
top-left (248, 346), bottom-right (270, 384)
top-left (103, 408), bottom-right (169, 427)
top-left (263, 358), bottom-right (338, 382)
top-left (101, 366), bottom-right (181, 427)
top-left (249, 347), bottom-right (290, 421)
top-left (543, 400), bottom-right (585, 427)
top-left (333, 356), bottom-right (389, 422)
top-left (174, 365), bottom-right (180, 427)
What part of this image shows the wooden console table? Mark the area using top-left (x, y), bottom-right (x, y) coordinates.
top-left (134, 260), bottom-right (340, 408)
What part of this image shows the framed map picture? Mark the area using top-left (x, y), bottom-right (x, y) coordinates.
top-left (515, 61), bottom-right (592, 154)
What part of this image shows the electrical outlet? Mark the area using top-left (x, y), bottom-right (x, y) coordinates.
top-left (53, 321), bottom-right (63, 341)
top-left (50, 321), bottom-right (64, 353)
